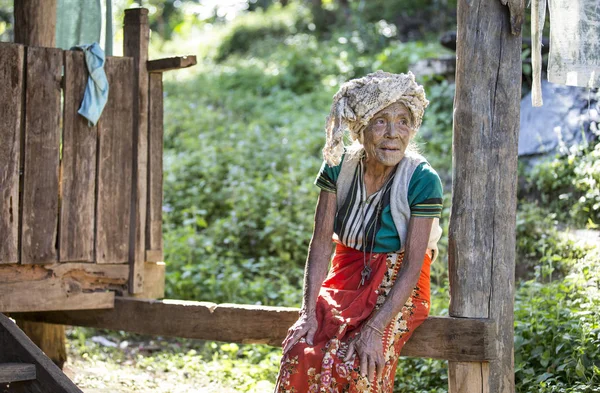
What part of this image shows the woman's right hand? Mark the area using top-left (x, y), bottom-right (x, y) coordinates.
top-left (282, 311), bottom-right (318, 354)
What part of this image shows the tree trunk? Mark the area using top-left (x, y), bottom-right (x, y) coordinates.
top-left (13, 0), bottom-right (66, 370)
top-left (447, 0), bottom-right (522, 392)
top-left (14, 0), bottom-right (57, 47)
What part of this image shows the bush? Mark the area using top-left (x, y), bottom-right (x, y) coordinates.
top-left (526, 141), bottom-right (600, 228)
top-left (215, 4), bottom-right (311, 62)
top-left (514, 247), bottom-right (600, 392)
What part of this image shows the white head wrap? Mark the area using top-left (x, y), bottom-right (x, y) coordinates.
top-left (322, 70), bottom-right (429, 166)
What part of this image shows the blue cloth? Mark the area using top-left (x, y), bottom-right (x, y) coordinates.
top-left (73, 43), bottom-right (109, 126)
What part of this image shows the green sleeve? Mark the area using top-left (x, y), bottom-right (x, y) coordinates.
top-left (408, 162), bottom-right (443, 218)
top-left (314, 155), bottom-right (344, 193)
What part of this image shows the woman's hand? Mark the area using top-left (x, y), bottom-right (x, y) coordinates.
top-left (282, 312), bottom-right (319, 354)
top-left (344, 326), bottom-right (385, 383)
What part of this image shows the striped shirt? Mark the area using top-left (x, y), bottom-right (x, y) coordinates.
top-left (315, 154), bottom-right (443, 252)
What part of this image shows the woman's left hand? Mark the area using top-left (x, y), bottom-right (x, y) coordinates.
top-left (344, 326), bottom-right (385, 383)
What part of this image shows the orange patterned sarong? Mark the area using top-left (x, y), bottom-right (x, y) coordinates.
top-left (275, 242), bottom-right (431, 393)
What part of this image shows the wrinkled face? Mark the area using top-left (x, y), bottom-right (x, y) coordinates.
top-left (363, 102), bottom-right (414, 167)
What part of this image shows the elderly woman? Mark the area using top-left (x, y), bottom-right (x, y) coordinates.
top-left (275, 71), bottom-right (443, 393)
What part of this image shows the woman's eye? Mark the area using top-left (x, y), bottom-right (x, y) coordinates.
top-left (400, 119), bottom-right (408, 126)
top-left (375, 119), bottom-right (386, 125)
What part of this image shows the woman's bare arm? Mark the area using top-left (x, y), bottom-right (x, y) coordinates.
top-left (367, 216), bottom-right (433, 329)
top-left (344, 217), bottom-right (433, 381)
top-left (282, 190), bottom-right (336, 352)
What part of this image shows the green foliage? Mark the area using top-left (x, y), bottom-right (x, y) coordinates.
top-left (514, 247), bottom-right (600, 392)
top-left (525, 142), bottom-right (600, 228)
top-left (215, 4), bottom-right (311, 62)
top-left (516, 203), bottom-right (589, 281)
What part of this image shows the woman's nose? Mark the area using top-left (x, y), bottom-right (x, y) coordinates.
top-left (387, 122), bottom-right (407, 138)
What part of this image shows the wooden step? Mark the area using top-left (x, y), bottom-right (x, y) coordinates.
top-left (0, 363), bottom-right (36, 383)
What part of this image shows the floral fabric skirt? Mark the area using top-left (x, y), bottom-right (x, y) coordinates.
top-left (275, 242), bottom-right (432, 393)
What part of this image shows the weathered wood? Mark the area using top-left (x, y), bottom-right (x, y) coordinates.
top-left (147, 56), bottom-right (197, 73)
top-left (0, 263), bottom-right (125, 312)
top-left (500, 0), bottom-right (524, 35)
top-left (131, 262), bottom-right (166, 300)
top-left (95, 57), bottom-right (134, 264)
top-left (0, 43), bottom-right (24, 265)
top-left (448, 0), bottom-right (522, 392)
top-left (14, 0), bottom-right (57, 47)
top-left (16, 299), bottom-right (497, 361)
top-left (21, 46), bottom-right (63, 265)
top-left (449, 362), bottom-right (490, 393)
top-left (146, 73), bottom-right (164, 257)
top-left (60, 50), bottom-right (97, 263)
top-left (0, 363), bottom-right (36, 383)
top-left (16, 321), bottom-right (66, 369)
top-left (124, 8), bottom-right (150, 293)
top-left (0, 313), bottom-right (83, 392)
top-left (145, 249), bottom-right (163, 262)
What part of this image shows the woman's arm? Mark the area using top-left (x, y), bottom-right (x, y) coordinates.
top-left (344, 217), bottom-right (433, 381)
top-left (282, 190), bottom-right (336, 353)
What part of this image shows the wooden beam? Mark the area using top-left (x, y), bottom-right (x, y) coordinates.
top-left (147, 56), bottom-right (197, 73)
top-left (124, 8), bottom-right (150, 294)
top-left (0, 263), bottom-right (126, 312)
top-left (448, 0), bottom-right (522, 392)
top-left (0, 363), bottom-right (36, 383)
top-left (15, 299), bottom-right (497, 361)
top-left (0, 313), bottom-right (82, 392)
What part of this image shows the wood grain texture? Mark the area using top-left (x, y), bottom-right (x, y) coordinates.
top-left (21, 46), bottom-right (63, 265)
top-left (124, 8), bottom-right (150, 293)
top-left (449, 362), bottom-right (490, 393)
top-left (448, 0), bottom-right (521, 391)
top-left (60, 50), bottom-right (97, 263)
top-left (0, 363), bottom-right (36, 383)
top-left (16, 300), bottom-right (496, 361)
top-left (131, 262), bottom-right (165, 300)
top-left (0, 263), bottom-right (126, 312)
top-left (146, 73), bottom-right (164, 256)
top-left (147, 56), bottom-right (197, 73)
top-left (0, 313), bottom-right (83, 393)
top-left (95, 57), bottom-right (134, 264)
top-left (13, 0), bottom-right (57, 47)
top-left (0, 43), bottom-right (24, 264)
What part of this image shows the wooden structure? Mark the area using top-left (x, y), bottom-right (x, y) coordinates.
top-left (1, 1), bottom-right (522, 392)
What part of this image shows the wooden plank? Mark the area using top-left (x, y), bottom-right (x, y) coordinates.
top-left (0, 363), bottom-right (36, 383)
top-left (131, 262), bottom-right (165, 300)
top-left (15, 299), bottom-right (497, 361)
top-left (448, 0), bottom-right (522, 392)
top-left (20, 46), bottom-right (63, 265)
top-left (147, 56), bottom-right (197, 73)
top-left (0, 43), bottom-right (24, 265)
top-left (59, 50), bottom-right (97, 263)
top-left (0, 263), bottom-right (126, 312)
top-left (95, 57), bottom-right (134, 264)
top-left (146, 73), bottom-right (164, 256)
top-left (0, 313), bottom-right (83, 393)
top-left (124, 8), bottom-right (150, 293)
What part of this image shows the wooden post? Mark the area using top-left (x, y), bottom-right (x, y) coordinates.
top-left (124, 8), bottom-right (150, 294)
top-left (12, 0), bottom-right (66, 369)
top-left (448, 1), bottom-right (522, 393)
top-left (14, 0), bottom-right (57, 47)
